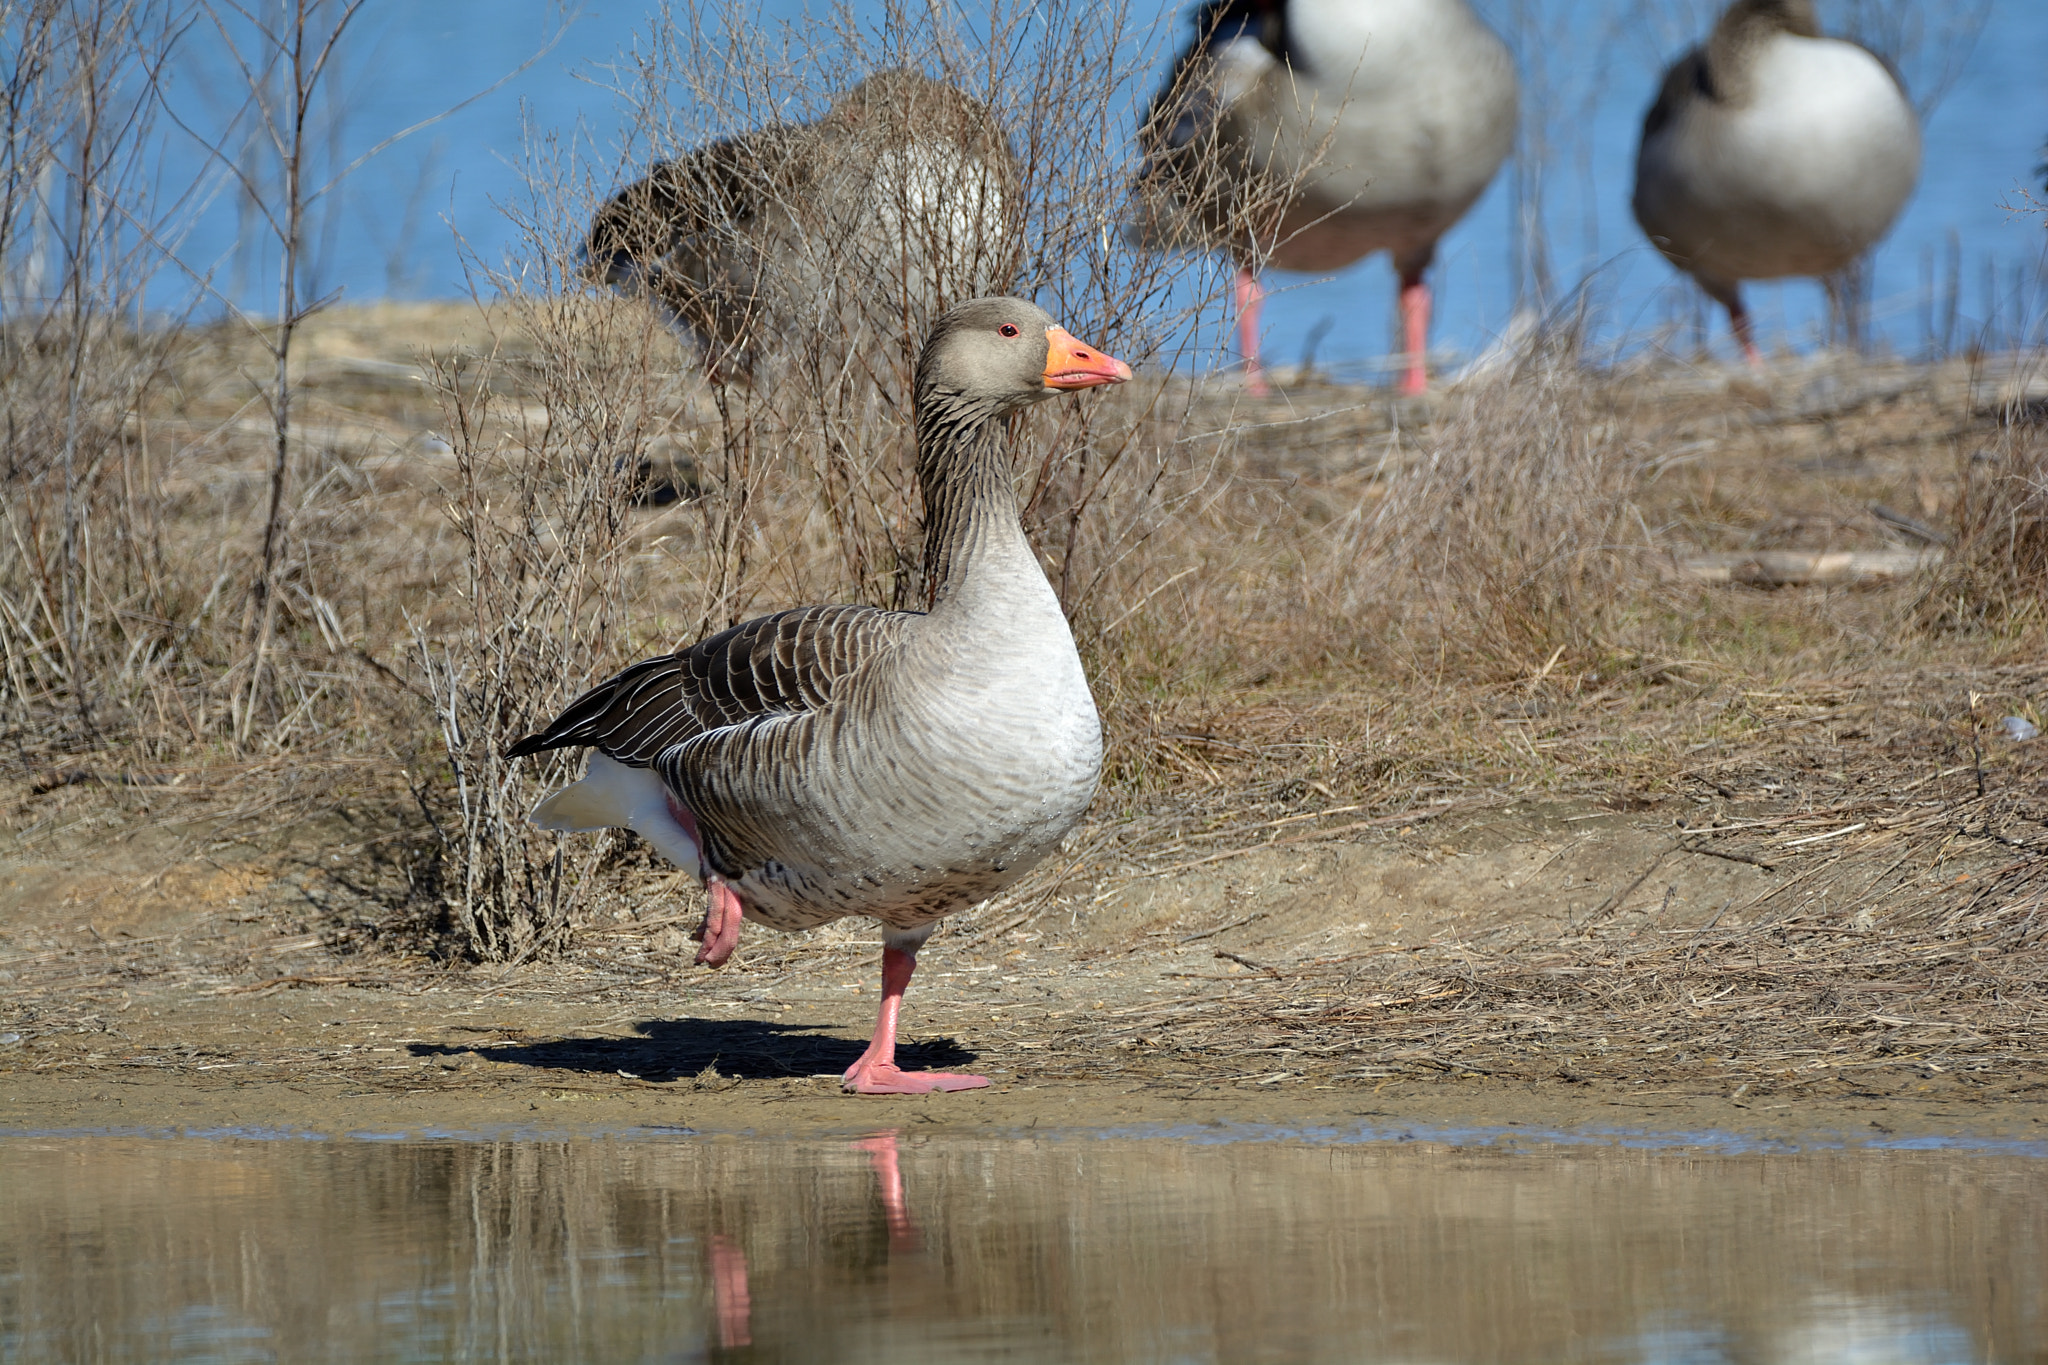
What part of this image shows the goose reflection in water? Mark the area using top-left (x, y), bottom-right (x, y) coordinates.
top-left (685, 1137), bottom-right (1991, 1365)
top-left (2, 1136), bottom-right (2029, 1362)
top-left (707, 1233), bottom-right (752, 1351)
top-left (701, 1130), bottom-right (922, 1358)
top-left (853, 1131), bottom-right (923, 1256)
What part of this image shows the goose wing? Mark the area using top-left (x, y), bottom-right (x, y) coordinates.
top-left (1138, 0), bottom-right (1283, 160)
top-left (1641, 47), bottom-right (1711, 140)
top-left (504, 603), bottom-right (914, 766)
top-left (583, 129), bottom-right (806, 284)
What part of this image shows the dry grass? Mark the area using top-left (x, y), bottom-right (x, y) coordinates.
top-left (1920, 381), bottom-right (2048, 632)
top-left (1038, 665), bottom-right (2048, 1097)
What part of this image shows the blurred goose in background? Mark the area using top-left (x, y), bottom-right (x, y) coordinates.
top-left (586, 69), bottom-right (1019, 380)
top-left (1129, 0), bottom-right (1518, 395)
top-left (1632, 0), bottom-right (1921, 365)
top-left (508, 298), bottom-right (1131, 1095)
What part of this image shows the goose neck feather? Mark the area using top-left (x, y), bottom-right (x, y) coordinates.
top-left (915, 389), bottom-right (1028, 613)
top-left (1704, 0), bottom-right (1823, 105)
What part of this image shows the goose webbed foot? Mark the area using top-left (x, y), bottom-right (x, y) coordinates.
top-left (694, 876), bottom-right (745, 967)
top-left (841, 945), bottom-right (990, 1095)
top-left (843, 1060), bottom-right (990, 1095)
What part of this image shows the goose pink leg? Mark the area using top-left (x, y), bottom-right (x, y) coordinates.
top-left (665, 794), bottom-right (745, 967)
top-left (1728, 296), bottom-right (1763, 369)
top-left (842, 947), bottom-right (990, 1095)
top-left (1704, 279), bottom-right (1763, 369)
top-left (1397, 271), bottom-right (1431, 396)
top-left (1235, 267), bottom-right (1270, 397)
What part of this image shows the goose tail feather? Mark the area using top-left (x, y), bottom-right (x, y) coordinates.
top-left (531, 776), bottom-right (633, 833)
top-left (528, 754), bottom-right (705, 876)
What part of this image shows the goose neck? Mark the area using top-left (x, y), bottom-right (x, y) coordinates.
top-left (915, 396), bottom-right (1034, 613)
top-left (1708, 0), bottom-right (1821, 101)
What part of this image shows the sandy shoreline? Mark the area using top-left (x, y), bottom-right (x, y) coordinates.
top-left (10, 1073), bottom-right (2045, 1149)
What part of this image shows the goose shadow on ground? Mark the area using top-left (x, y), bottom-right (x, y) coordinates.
top-left (408, 1018), bottom-right (980, 1082)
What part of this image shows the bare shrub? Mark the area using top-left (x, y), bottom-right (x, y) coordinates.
top-left (179, 0), bottom-right (374, 743)
top-left (410, 224), bottom-right (687, 958)
top-left (580, 0), bottom-right (1268, 619)
top-left (0, 0), bottom-right (457, 773)
top-left (0, 0), bottom-right (193, 757)
top-left (1919, 412), bottom-right (2048, 634)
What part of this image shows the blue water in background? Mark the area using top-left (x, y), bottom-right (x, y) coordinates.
top-left (143, 0), bottom-right (2048, 371)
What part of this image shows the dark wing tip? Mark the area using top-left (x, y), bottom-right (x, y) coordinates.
top-left (503, 733), bottom-right (558, 761)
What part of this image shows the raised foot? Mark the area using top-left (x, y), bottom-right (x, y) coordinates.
top-left (842, 1063), bottom-right (990, 1095)
top-left (694, 877), bottom-right (745, 968)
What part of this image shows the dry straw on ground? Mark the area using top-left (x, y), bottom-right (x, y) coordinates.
top-left (1052, 671), bottom-right (2048, 1096)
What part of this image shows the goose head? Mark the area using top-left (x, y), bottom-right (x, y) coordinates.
top-left (915, 297), bottom-right (1132, 423)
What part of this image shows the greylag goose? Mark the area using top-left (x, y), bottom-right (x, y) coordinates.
top-left (585, 69), bottom-right (1019, 380)
top-left (1631, 0), bottom-right (1921, 365)
top-left (1129, 0), bottom-right (1517, 395)
top-left (507, 298), bottom-right (1130, 1094)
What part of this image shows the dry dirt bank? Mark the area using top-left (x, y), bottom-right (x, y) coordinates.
top-left (6, 778), bottom-right (2046, 1145)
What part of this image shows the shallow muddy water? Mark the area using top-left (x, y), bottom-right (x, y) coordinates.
top-left (1, 1126), bottom-right (2040, 1364)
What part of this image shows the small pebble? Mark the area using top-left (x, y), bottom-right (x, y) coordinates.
top-left (0, 1033), bottom-right (20, 1046)
top-left (1999, 716), bottom-right (2039, 742)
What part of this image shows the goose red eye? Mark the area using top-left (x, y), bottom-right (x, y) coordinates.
top-left (999, 324), bottom-right (1020, 337)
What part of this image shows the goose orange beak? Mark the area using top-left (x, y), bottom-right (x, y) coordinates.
top-left (1043, 327), bottom-right (1133, 390)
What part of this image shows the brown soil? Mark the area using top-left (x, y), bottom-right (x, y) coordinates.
top-left (6, 774), bottom-right (2046, 1146)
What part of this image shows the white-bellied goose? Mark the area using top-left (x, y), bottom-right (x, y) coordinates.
top-left (1129, 0), bottom-right (1518, 395)
top-left (1632, 0), bottom-right (1921, 365)
top-left (507, 298), bottom-right (1131, 1095)
top-left (586, 69), bottom-right (1019, 379)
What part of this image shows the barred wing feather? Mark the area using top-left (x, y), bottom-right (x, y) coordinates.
top-left (503, 603), bottom-right (913, 766)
